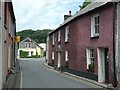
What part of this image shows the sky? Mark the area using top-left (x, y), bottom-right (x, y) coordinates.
top-left (12, 0), bottom-right (84, 32)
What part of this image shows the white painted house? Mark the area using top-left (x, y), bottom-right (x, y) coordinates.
top-left (39, 43), bottom-right (46, 51)
top-left (18, 37), bottom-right (44, 58)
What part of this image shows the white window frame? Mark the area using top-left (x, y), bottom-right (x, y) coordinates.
top-left (58, 30), bottom-right (61, 42)
top-left (52, 34), bottom-right (55, 45)
top-left (86, 48), bottom-right (94, 69)
top-left (52, 51), bottom-right (54, 60)
top-left (65, 26), bottom-right (69, 42)
top-left (91, 14), bottom-right (99, 37)
top-left (65, 50), bottom-right (69, 61)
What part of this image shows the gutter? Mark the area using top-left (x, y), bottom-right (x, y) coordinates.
top-left (113, 2), bottom-right (117, 87)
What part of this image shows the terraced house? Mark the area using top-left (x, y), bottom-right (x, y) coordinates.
top-left (0, 0), bottom-right (16, 89)
top-left (47, 1), bottom-right (120, 88)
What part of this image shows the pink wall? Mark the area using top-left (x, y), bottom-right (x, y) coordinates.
top-left (48, 4), bottom-right (115, 84)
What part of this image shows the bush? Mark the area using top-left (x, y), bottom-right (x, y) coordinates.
top-left (20, 50), bottom-right (29, 58)
top-left (88, 63), bottom-right (94, 72)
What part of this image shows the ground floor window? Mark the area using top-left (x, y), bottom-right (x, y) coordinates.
top-left (86, 48), bottom-right (94, 72)
top-left (65, 50), bottom-right (69, 67)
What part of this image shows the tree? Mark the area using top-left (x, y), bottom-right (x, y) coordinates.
top-left (16, 29), bottom-right (52, 43)
top-left (79, 0), bottom-right (91, 10)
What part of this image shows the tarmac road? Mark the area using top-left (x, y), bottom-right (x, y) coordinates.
top-left (16, 58), bottom-right (103, 89)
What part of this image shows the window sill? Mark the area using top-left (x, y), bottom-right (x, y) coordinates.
top-left (87, 69), bottom-right (94, 73)
top-left (91, 35), bottom-right (99, 39)
top-left (65, 41), bottom-right (69, 43)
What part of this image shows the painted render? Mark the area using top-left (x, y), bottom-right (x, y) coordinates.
top-left (47, 2), bottom-right (120, 87)
top-left (0, 0), bottom-right (16, 89)
top-left (18, 37), bottom-right (44, 58)
top-left (116, 1), bottom-right (120, 89)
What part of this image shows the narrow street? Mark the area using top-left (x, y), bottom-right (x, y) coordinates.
top-left (14, 58), bottom-right (103, 89)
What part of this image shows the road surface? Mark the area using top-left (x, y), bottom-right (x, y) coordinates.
top-left (15, 58), bottom-right (103, 89)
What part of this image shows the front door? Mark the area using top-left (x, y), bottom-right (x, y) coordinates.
top-left (104, 48), bottom-right (109, 83)
top-left (97, 48), bottom-right (109, 83)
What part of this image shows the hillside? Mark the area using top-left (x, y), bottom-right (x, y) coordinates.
top-left (16, 29), bottom-right (52, 43)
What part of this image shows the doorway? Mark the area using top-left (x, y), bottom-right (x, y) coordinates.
top-left (97, 48), bottom-right (109, 83)
top-left (58, 52), bottom-right (61, 68)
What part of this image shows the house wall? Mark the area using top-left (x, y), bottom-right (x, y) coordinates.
top-left (36, 46), bottom-right (44, 56)
top-left (2, 2), bottom-right (8, 87)
top-left (0, 1), bottom-right (3, 89)
top-left (116, 2), bottom-right (120, 88)
top-left (0, 1), bottom-right (16, 89)
top-left (76, 5), bottom-right (114, 84)
top-left (46, 35), bottom-right (49, 62)
top-left (19, 40), bottom-right (44, 57)
top-left (48, 4), bottom-right (115, 85)
top-left (19, 42), bottom-right (36, 48)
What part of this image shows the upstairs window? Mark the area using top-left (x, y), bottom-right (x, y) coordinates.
top-left (29, 43), bottom-right (31, 48)
top-left (25, 43), bottom-right (27, 48)
top-left (52, 34), bottom-right (55, 45)
top-left (65, 26), bottom-right (69, 42)
top-left (58, 30), bottom-right (61, 42)
top-left (91, 14), bottom-right (99, 37)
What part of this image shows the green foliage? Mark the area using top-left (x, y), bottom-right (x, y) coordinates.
top-left (16, 29), bottom-right (52, 43)
top-left (79, 0), bottom-right (91, 10)
top-left (20, 50), bottom-right (41, 58)
top-left (20, 50), bottom-right (29, 58)
top-left (88, 63), bottom-right (94, 72)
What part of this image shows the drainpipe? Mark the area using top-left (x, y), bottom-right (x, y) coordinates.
top-left (113, 2), bottom-right (117, 87)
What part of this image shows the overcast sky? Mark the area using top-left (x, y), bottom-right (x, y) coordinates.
top-left (12, 0), bottom-right (84, 32)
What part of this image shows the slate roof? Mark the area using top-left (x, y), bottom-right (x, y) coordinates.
top-left (49, 0), bottom-right (120, 35)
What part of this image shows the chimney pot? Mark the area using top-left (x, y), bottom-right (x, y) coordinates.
top-left (69, 11), bottom-right (71, 16)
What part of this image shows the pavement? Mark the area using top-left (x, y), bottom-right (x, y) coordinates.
top-left (2, 60), bottom-right (20, 89)
top-left (43, 62), bottom-right (115, 90)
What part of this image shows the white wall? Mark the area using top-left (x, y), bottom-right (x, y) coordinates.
top-left (116, 2), bottom-right (120, 88)
top-left (0, 1), bottom-right (2, 89)
top-left (0, 1), bottom-right (7, 89)
top-left (2, 1), bottom-right (7, 87)
top-left (39, 43), bottom-right (46, 51)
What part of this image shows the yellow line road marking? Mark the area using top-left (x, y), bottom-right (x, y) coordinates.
top-left (20, 72), bottom-right (22, 90)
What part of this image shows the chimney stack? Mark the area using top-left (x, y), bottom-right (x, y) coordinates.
top-left (64, 11), bottom-right (72, 21)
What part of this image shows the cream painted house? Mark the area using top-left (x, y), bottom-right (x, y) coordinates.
top-left (0, 0), bottom-right (16, 89)
top-left (18, 37), bottom-right (44, 58)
